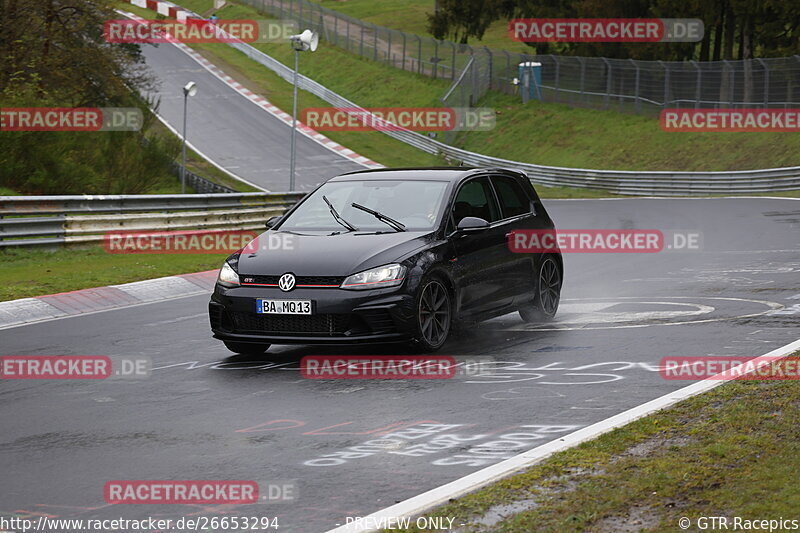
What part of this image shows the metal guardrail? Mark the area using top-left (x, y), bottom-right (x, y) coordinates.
top-left (0, 192), bottom-right (306, 248)
top-left (124, 0), bottom-right (800, 195)
top-left (174, 164), bottom-right (236, 194)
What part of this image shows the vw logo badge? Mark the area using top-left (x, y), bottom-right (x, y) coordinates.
top-left (278, 273), bottom-right (296, 292)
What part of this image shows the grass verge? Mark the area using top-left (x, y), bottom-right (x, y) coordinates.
top-left (312, 0), bottom-right (533, 53)
top-left (0, 246), bottom-right (226, 302)
top-left (383, 359), bottom-right (800, 532)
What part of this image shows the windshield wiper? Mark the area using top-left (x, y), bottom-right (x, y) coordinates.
top-left (323, 195), bottom-right (357, 232)
top-left (351, 202), bottom-right (406, 232)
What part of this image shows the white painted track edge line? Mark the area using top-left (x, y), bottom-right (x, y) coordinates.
top-left (325, 337), bottom-right (800, 533)
top-left (152, 112), bottom-right (268, 192)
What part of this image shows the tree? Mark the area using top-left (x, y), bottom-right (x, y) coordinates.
top-left (425, 0), bottom-right (800, 60)
top-left (0, 0), bottom-right (153, 105)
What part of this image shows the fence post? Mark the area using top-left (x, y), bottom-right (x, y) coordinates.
top-left (602, 57), bottom-right (611, 109)
top-left (451, 42), bottom-right (456, 80)
top-left (659, 60), bottom-right (669, 108)
top-left (470, 57), bottom-right (477, 107)
top-left (579, 57), bottom-right (586, 104)
top-left (631, 59), bottom-right (641, 113)
top-left (723, 60), bottom-right (734, 106)
top-left (402, 32), bottom-right (407, 72)
top-left (359, 22), bottom-right (364, 57)
top-left (691, 60), bottom-right (701, 109)
top-left (433, 39), bottom-right (439, 79)
top-left (333, 11), bottom-right (337, 47)
top-left (387, 30), bottom-right (392, 66)
top-left (554, 56), bottom-right (560, 102)
top-left (756, 58), bottom-right (768, 106)
top-left (373, 23), bottom-right (379, 62)
top-left (794, 55), bottom-right (800, 106)
top-left (485, 46), bottom-right (493, 92)
top-left (346, 16), bottom-right (350, 52)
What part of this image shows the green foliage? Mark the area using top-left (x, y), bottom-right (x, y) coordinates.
top-left (0, 0), bottom-right (186, 194)
top-left (427, 0), bottom-right (800, 60)
top-left (0, 0), bottom-right (153, 104)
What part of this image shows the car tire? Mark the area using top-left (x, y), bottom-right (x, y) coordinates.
top-left (410, 276), bottom-right (452, 352)
top-left (519, 255), bottom-right (561, 323)
top-left (223, 341), bottom-right (271, 354)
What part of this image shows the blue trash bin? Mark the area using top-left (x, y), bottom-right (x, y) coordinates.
top-left (518, 62), bottom-right (542, 102)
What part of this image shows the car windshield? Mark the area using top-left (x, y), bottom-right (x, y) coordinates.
top-left (279, 179), bottom-right (449, 232)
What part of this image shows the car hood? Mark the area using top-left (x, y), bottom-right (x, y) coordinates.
top-left (236, 230), bottom-right (434, 277)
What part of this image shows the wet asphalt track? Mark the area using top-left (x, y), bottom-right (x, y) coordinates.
top-left (1, 197), bottom-right (798, 531)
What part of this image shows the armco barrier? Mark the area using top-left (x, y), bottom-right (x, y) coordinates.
top-left (119, 0), bottom-right (800, 195)
top-left (0, 192), bottom-right (306, 248)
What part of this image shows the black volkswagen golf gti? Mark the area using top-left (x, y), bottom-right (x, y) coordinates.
top-left (209, 167), bottom-right (562, 353)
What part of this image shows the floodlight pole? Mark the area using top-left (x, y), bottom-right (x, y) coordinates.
top-left (290, 48), bottom-right (299, 192)
top-left (181, 87), bottom-right (189, 194)
top-left (181, 81), bottom-right (197, 194)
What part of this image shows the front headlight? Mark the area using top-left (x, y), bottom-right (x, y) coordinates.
top-left (340, 264), bottom-right (406, 290)
top-left (217, 261), bottom-right (240, 286)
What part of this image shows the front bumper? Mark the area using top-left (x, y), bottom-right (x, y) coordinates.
top-left (209, 284), bottom-right (416, 345)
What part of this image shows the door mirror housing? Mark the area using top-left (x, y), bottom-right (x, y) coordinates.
top-left (265, 216), bottom-right (281, 229)
top-left (456, 216), bottom-right (490, 232)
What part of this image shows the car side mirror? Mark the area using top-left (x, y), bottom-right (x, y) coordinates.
top-left (456, 216), bottom-right (490, 232)
top-left (265, 216), bottom-right (280, 229)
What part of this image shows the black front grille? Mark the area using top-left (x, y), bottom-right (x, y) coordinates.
top-left (241, 275), bottom-right (344, 286)
top-left (231, 312), bottom-right (350, 335)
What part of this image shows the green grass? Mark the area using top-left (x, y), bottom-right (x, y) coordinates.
top-left (382, 363), bottom-right (800, 532)
top-left (0, 246), bottom-right (226, 302)
top-left (458, 92), bottom-right (800, 171)
top-left (313, 0), bottom-right (533, 53)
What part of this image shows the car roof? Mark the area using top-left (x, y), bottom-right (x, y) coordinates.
top-left (329, 167), bottom-right (524, 182)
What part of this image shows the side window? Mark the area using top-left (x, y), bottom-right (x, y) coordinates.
top-left (452, 178), bottom-right (500, 226)
top-left (492, 175), bottom-right (531, 218)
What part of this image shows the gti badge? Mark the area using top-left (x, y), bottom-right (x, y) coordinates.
top-left (278, 273), bottom-right (296, 292)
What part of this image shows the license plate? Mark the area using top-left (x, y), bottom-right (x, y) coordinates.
top-left (256, 299), bottom-right (312, 315)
